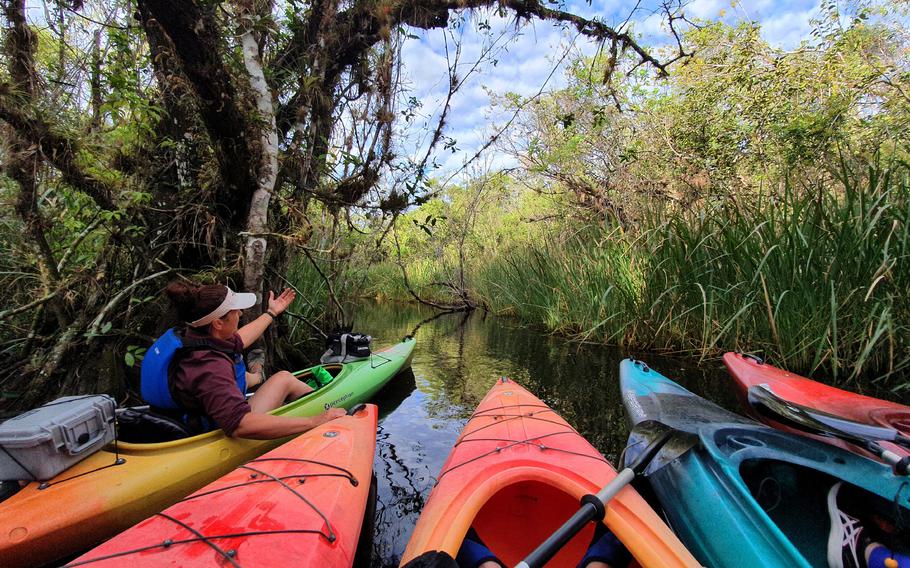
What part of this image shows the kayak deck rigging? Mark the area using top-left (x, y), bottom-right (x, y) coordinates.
top-left (66, 455), bottom-right (358, 566)
top-left (437, 403), bottom-right (610, 483)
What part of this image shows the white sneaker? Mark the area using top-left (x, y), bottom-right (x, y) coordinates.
top-left (827, 482), bottom-right (866, 568)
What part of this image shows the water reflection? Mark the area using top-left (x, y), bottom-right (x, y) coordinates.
top-left (354, 300), bottom-right (737, 567)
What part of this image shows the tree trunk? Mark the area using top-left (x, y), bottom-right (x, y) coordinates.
top-left (237, 0), bottom-right (279, 303)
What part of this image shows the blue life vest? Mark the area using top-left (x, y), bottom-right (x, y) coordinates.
top-left (140, 328), bottom-right (247, 411)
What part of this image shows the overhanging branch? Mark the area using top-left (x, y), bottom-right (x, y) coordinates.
top-left (0, 85), bottom-right (117, 211)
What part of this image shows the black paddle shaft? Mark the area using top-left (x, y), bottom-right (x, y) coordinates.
top-left (519, 499), bottom-right (605, 568)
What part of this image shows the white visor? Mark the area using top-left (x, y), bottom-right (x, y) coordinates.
top-left (187, 287), bottom-right (257, 328)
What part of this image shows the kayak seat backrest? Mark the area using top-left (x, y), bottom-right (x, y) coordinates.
top-left (116, 408), bottom-right (194, 443)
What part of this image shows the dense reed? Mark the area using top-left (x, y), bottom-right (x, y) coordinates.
top-left (474, 161), bottom-right (910, 392)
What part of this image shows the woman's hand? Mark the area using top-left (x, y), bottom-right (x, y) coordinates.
top-left (323, 407), bottom-right (346, 420)
top-left (267, 288), bottom-right (296, 316)
top-left (238, 289), bottom-right (295, 348)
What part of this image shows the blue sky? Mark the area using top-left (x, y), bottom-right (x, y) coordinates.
top-left (397, 0), bottom-right (826, 178)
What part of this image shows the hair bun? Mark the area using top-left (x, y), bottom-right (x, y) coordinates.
top-left (164, 281), bottom-right (228, 325)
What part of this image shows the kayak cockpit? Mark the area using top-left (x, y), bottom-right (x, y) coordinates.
top-left (470, 479), bottom-right (596, 567)
top-left (115, 364), bottom-right (344, 444)
top-left (740, 459), bottom-right (905, 567)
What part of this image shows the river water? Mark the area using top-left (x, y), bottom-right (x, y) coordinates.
top-left (345, 301), bottom-right (738, 567)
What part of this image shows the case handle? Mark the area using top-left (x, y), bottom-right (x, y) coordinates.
top-left (63, 417), bottom-right (108, 455)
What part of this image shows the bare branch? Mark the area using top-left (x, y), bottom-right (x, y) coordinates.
top-left (0, 290), bottom-right (60, 322)
top-left (392, 223), bottom-right (471, 311)
top-left (301, 248), bottom-right (347, 322)
top-left (86, 268), bottom-right (174, 340)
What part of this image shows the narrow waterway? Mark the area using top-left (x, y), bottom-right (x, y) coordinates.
top-left (345, 301), bottom-right (738, 567)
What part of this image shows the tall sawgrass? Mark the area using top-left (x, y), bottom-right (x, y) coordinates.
top-left (475, 158), bottom-right (910, 391)
top-left (475, 229), bottom-right (642, 341)
top-left (284, 255), bottom-right (332, 336)
top-left (360, 254), bottom-right (475, 305)
top-left (643, 161), bottom-right (909, 386)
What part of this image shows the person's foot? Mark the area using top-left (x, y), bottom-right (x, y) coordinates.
top-left (828, 482), bottom-right (869, 568)
top-left (456, 529), bottom-right (503, 568)
top-left (578, 525), bottom-right (631, 568)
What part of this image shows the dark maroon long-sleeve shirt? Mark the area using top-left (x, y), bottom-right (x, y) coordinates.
top-left (170, 328), bottom-right (251, 436)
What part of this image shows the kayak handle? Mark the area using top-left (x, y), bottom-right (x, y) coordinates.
top-left (742, 353), bottom-right (764, 364)
top-left (347, 403), bottom-right (367, 416)
top-left (896, 456), bottom-right (910, 476)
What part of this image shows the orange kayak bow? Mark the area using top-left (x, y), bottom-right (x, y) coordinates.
top-left (400, 378), bottom-right (699, 568)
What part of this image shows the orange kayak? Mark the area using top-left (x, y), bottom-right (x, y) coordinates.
top-left (68, 404), bottom-right (378, 567)
top-left (0, 338), bottom-right (413, 568)
top-left (400, 378), bottom-right (699, 568)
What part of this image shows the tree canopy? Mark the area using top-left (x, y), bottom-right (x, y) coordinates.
top-left (0, 0), bottom-right (686, 407)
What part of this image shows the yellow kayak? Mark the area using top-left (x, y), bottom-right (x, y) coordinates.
top-left (0, 338), bottom-right (414, 567)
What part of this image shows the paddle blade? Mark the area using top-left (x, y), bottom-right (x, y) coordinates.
top-left (622, 421), bottom-right (699, 476)
top-left (747, 385), bottom-right (893, 445)
top-left (748, 384), bottom-right (909, 475)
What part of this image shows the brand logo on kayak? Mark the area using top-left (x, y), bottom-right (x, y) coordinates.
top-left (325, 392), bottom-right (354, 409)
top-left (623, 390), bottom-right (645, 419)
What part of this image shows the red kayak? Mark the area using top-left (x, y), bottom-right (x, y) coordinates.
top-left (68, 405), bottom-right (378, 567)
top-left (723, 352), bottom-right (910, 459)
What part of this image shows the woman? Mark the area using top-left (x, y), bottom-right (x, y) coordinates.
top-left (159, 280), bottom-right (345, 439)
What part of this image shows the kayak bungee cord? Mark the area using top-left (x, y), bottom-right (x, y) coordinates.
top-left (63, 525), bottom-right (330, 566)
top-left (369, 352), bottom-right (392, 369)
top-left (237, 463), bottom-right (338, 541)
top-left (250, 456), bottom-right (359, 484)
top-left (63, 458), bottom-right (352, 566)
top-left (178, 473), bottom-right (345, 501)
top-left (178, 457), bottom-right (358, 502)
top-left (138, 511), bottom-right (244, 568)
top-left (471, 403), bottom-right (551, 415)
top-left (436, 404), bottom-right (610, 482)
top-left (439, 431), bottom-right (610, 480)
top-left (459, 407), bottom-right (575, 439)
top-left (32, 455), bottom-right (126, 490)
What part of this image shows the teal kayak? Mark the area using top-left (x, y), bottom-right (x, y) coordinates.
top-left (620, 358), bottom-right (910, 568)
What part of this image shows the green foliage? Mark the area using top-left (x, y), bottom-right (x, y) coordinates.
top-left (472, 156), bottom-right (910, 392)
top-left (124, 345), bottom-right (146, 368)
top-left (502, 11), bottom-right (910, 217)
top-left (359, 175), bottom-right (558, 305)
top-left (371, 4), bottom-right (910, 392)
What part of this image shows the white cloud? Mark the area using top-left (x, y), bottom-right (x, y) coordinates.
top-left (760, 4), bottom-right (819, 49)
top-left (686, 0), bottom-right (729, 19)
top-left (395, 0), bottom-right (827, 182)
top-left (637, 12), bottom-right (667, 37)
